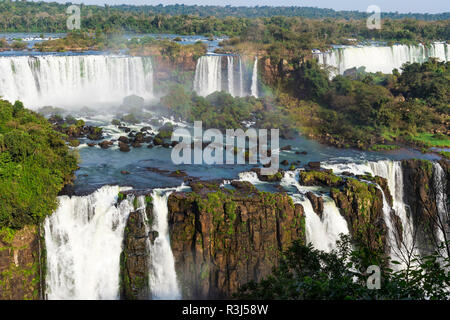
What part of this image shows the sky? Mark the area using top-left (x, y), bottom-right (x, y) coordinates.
top-left (35, 0), bottom-right (450, 14)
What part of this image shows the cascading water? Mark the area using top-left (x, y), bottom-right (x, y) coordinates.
top-left (238, 57), bottom-right (244, 97)
top-left (193, 55), bottom-right (222, 96)
top-left (322, 160), bottom-right (420, 266)
top-left (250, 56), bottom-right (258, 98)
top-left (433, 163), bottom-right (449, 258)
top-left (227, 56), bottom-right (235, 97)
top-left (315, 42), bottom-right (450, 76)
top-left (44, 185), bottom-right (134, 300)
top-left (148, 188), bottom-right (182, 300)
top-left (238, 171), bottom-right (262, 184)
top-left (0, 55), bottom-right (154, 108)
top-left (194, 55), bottom-right (256, 97)
top-left (281, 170), bottom-right (349, 252)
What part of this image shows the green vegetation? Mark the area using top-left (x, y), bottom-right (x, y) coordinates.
top-left (406, 133), bottom-right (450, 148)
top-left (0, 99), bottom-right (78, 229)
top-left (439, 151), bottom-right (450, 159)
top-left (271, 58), bottom-right (449, 150)
top-left (0, 1), bottom-right (448, 38)
top-left (236, 235), bottom-right (450, 300)
top-left (300, 170), bottom-right (343, 187)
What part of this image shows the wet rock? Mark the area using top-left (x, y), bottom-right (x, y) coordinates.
top-left (281, 160), bottom-right (289, 166)
top-left (99, 140), bottom-right (113, 149)
top-left (307, 161), bottom-right (321, 169)
top-left (306, 192), bottom-right (324, 218)
top-left (118, 136), bottom-right (130, 144)
top-left (119, 126), bottom-right (131, 133)
top-left (131, 142), bottom-right (142, 148)
top-left (121, 170), bottom-right (130, 175)
top-left (119, 141), bottom-right (131, 152)
top-left (140, 126), bottom-right (152, 133)
top-left (280, 145), bottom-right (292, 151)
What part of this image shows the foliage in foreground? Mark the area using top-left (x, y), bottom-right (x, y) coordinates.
top-left (0, 99), bottom-right (78, 230)
top-left (236, 236), bottom-right (450, 300)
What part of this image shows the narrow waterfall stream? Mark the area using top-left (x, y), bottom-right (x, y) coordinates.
top-left (250, 56), bottom-right (258, 98)
top-left (148, 189), bottom-right (181, 299)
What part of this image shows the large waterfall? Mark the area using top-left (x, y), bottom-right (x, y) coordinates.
top-left (0, 55), bottom-right (154, 108)
top-left (44, 185), bottom-right (134, 300)
top-left (44, 184), bottom-right (186, 300)
top-left (315, 42), bottom-right (450, 76)
top-left (193, 55), bottom-right (256, 97)
top-left (193, 55), bottom-right (222, 97)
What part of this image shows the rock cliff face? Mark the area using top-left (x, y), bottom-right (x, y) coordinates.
top-left (167, 181), bottom-right (305, 299)
top-left (331, 178), bottom-right (388, 255)
top-left (120, 203), bottom-right (154, 300)
top-left (401, 159), bottom-right (449, 255)
top-left (0, 225), bottom-right (44, 300)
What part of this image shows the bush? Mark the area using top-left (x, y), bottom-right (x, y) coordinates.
top-left (0, 100), bottom-right (78, 229)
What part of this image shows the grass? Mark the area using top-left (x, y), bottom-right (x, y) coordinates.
top-left (369, 144), bottom-right (399, 151)
top-left (408, 133), bottom-right (450, 148)
top-left (439, 151), bottom-right (450, 159)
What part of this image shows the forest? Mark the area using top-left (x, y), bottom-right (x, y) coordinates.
top-left (0, 1), bottom-right (449, 44)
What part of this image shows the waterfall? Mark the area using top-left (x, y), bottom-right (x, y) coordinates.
top-left (282, 170), bottom-right (349, 252)
top-left (227, 56), bottom-right (235, 97)
top-left (238, 171), bottom-right (261, 184)
top-left (193, 55), bottom-right (257, 97)
top-left (315, 42), bottom-right (450, 76)
top-left (148, 189), bottom-right (181, 300)
top-left (193, 55), bottom-right (222, 97)
top-left (433, 163), bottom-right (449, 258)
top-left (250, 56), bottom-right (258, 98)
top-left (0, 55), bottom-right (154, 108)
top-left (322, 160), bottom-right (419, 265)
top-left (238, 57), bottom-right (244, 97)
top-left (44, 185), bottom-right (134, 300)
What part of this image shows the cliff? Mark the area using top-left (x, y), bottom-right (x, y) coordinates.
top-left (167, 181), bottom-right (305, 299)
top-left (120, 202), bottom-right (154, 300)
top-left (0, 225), bottom-right (44, 300)
top-left (401, 159), bottom-right (449, 255)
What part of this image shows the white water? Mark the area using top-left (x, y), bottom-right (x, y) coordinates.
top-left (193, 55), bottom-right (222, 97)
top-left (44, 185), bottom-right (134, 300)
top-left (237, 171), bottom-right (261, 184)
top-left (282, 170), bottom-right (350, 252)
top-left (0, 55), bottom-right (154, 108)
top-left (148, 188), bottom-right (181, 299)
top-left (433, 163), bottom-right (449, 258)
top-left (239, 57), bottom-right (244, 97)
top-left (227, 56), bottom-right (235, 97)
top-left (322, 160), bottom-right (420, 266)
top-left (250, 56), bottom-right (258, 98)
top-left (194, 55), bottom-right (255, 97)
top-left (315, 43), bottom-right (450, 76)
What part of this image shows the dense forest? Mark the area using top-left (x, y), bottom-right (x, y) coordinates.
top-left (0, 1), bottom-right (449, 45)
top-left (0, 99), bottom-right (78, 234)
